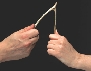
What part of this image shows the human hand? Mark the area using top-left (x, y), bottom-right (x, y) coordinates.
top-left (47, 30), bottom-right (81, 68)
top-left (0, 24), bottom-right (39, 62)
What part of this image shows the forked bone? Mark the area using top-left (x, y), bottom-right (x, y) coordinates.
top-left (35, 2), bottom-right (57, 33)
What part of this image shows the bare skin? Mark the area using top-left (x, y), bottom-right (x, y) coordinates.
top-left (47, 30), bottom-right (91, 71)
top-left (0, 24), bottom-right (39, 62)
top-left (0, 23), bottom-right (91, 70)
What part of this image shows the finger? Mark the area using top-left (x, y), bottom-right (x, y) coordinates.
top-left (24, 24), bottom-right (35, 32)
top-left (49, 34), bottom-right (61, 40)
top-left (48, 40), bottom-right (60, 45)
top-left (29, 24), bottom-right (35, 29)
top-left (55, 29), bottom-right (59, 34)
top-left (22, 29), bottom-right (39, 39)
top-left (47, 44), bottom-right (60, 50)
top-left (19, 24), bottom-right (35, 33)
top-left (29, 35), bottom-right (39, 45)
top-left (23, 35), bottom-right (38, 48)
top-left (47, 44), bottom-right (54, 49)
top-left (47, 49), bottom-right (57, 56)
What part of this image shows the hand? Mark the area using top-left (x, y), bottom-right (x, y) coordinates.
top-left (0, 24), bottom-right (39, 62)
top-left (47, 30), bottom-right (81, 68)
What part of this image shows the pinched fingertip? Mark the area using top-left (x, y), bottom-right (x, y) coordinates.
top-left (55, 29), bottom-right (59, 34)
top-left (29, 24), bottom-right (35, 29)
top-left (26, 24), bottom-right (35, 31)
top-left (24, 24), bottom-right (35, 31)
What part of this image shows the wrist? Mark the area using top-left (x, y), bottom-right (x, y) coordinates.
top-left (0, 41), bottom-right (7, 63)
top-left (74, 54), bottom-right (85, 70)
top-left (76, 54), bottom-right (91, 71)
top-left (0, 54), bottom-right (2, 63)
top-left (70, 53), bottom-right (82, 69)
top-left (0, 42), bottom-right (3, 62)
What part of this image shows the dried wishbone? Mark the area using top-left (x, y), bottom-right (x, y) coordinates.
top-left (53, 3), bottom-right (57, 33)
top-left (35, 2), bottom-right (57, 33)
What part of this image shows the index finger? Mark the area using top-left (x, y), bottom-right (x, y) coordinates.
top-left (28, 24), bottom-right (35, 30)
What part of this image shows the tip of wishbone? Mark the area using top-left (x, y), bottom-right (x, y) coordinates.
top-left (35, 2), bottom-right (57, 28)
top-left (52, 2), bottom-right (57, 9)
top-left (55, 2), bottom-right (57, 5)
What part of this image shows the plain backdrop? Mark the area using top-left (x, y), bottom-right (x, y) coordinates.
top-left (0, 0), bottom-right (91, 71)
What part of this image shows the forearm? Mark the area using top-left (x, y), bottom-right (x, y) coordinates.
top-left (0, 41), bottom-right (7, 63)
top-left (0, 56), bottom-right (3, 63)
top-left (76, 54), bottom-right (91, 71)
top-left (0, 42), bottom-right (3, 63)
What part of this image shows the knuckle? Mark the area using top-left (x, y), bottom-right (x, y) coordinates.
top-left (35, 39), bottom-right (38, 42)
top-left (48, 41), bottom-right (50, 44)
top-left (61, 41), bottom-right (64, 45)
top-left (37, 35), bottom-right (39, 40)
top-left (60, 36), bottom-right (66, 44)
top-left (47, 49), bottom-right (57, 56)
top-left (49, 34), bottom-right (51, 37)
top-left (58, 45), bottom-right (63, 51)
top-left (34, 37), bottom-right (39, 42)
top-left (47, 49), bottom-right (51, 55)
top-left (47, 44), bottom-right (49, 48)
top-left (47, 44), bottom-right (50, 48)
top-left (49, 34), bottom-right (53, 38)
top-left (60, 45), bottom-right (63, 49)
top-left (47, 44), bottom-right (51, 49)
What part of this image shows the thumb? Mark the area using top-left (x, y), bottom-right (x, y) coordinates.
top-left (55, 29), bottom-right (59, 34)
